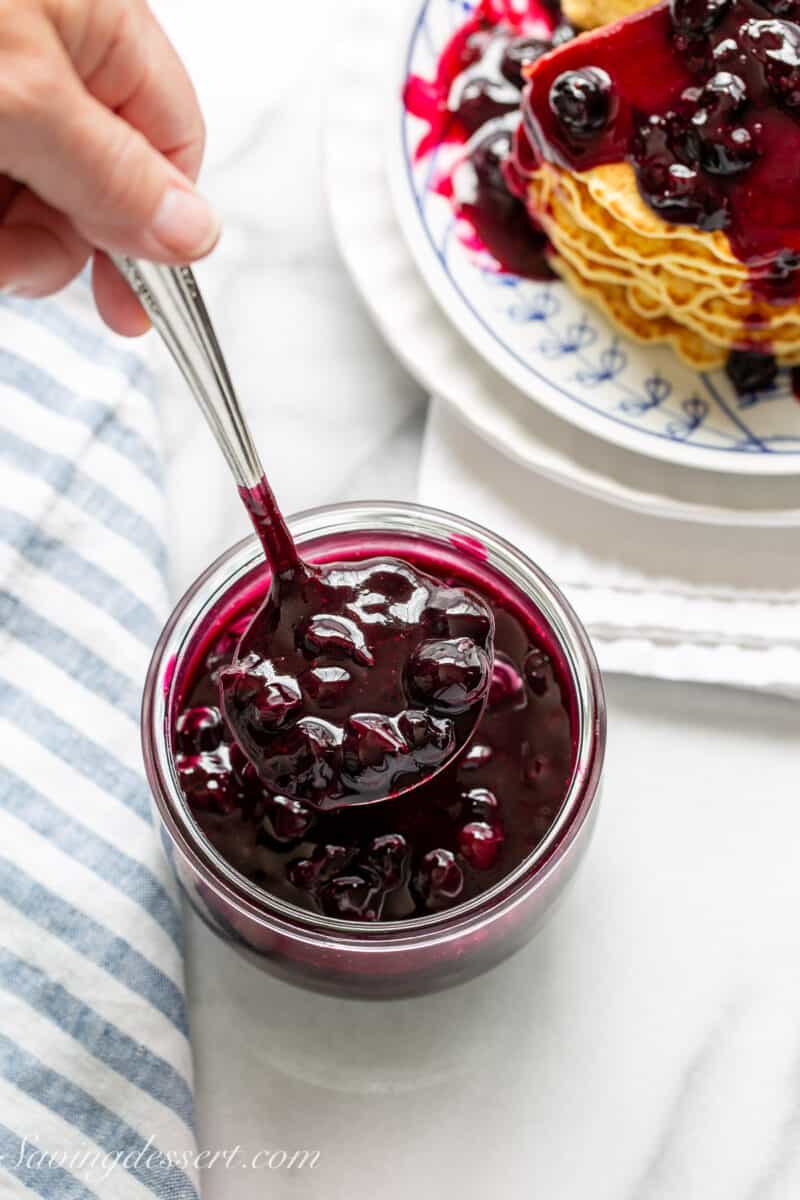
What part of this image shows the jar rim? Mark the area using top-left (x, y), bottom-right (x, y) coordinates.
top-left (142, 500), bottom-right (606, 950)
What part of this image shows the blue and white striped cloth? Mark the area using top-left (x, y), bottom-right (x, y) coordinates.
top-left (0, 283), bottom-right (198, 1198)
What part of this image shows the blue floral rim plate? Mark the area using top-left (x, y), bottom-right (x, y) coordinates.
top-left (387, 0), bottom-right (800, 475)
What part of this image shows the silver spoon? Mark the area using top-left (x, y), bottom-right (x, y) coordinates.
top-left (113, 258), bottom-right (494, 810)
top-left (112, 257), bottom-right (263, 489)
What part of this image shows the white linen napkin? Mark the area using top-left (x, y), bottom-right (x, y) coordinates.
top-left (419, 398), bottom-right (800, 699)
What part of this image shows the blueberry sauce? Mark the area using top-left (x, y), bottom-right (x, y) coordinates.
top-left (403, 0), bottom-right (566, 279)
top-left (405, 0), bottom-right (800, 390)
top-left (173, 536), bottom-right (576, 923)
top-left (515, 0), bottom-right (800, 301)
top-left (217, 553), bottom-right (494, 810)
top-left (725, 346), bottom-right (779, 389)
top-left (216, 479), bottom-right (495, 809)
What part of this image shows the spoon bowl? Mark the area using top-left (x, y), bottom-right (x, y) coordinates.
top-left (218, 553), bottom-right (494, 811)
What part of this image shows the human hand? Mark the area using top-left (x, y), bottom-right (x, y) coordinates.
top-left (0, 0), bottom-right (218, 335)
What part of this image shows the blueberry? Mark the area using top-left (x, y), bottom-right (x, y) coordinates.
top-left (458, 821), bottom-right (504, 870)
top-left (524, 648), bottom-right (553, 696)
top-left (252, 676), bottom-right (303, 728)
top-left (219, 658), bottom-right (303, 732)
top-left (302, 665), bottom-right (352, 707)
top-left (669, 0), bottom-right (730, 37)
top-left (636, 135), bottom-right (729, 230)
top-left (740, 18), bottom-right (800, 108)
top-left (548, 68), bottom-right (614, 139)
top-left (405, 637), bottom-right (490, 714)
top-left (697, 71), bottom-right (747, 116)
top-left (265, 717), bottom-right (344, 799)
top-left (632, 111), bottom-right (676, 162)
top-left (414, 849), bottom-right (465, 909)
top-left (469, 126), bottom-right (514, 201)
top-left (712, 36), bottom-right (740, 66)
top-left (461, 742), bottom-right (494, 771)
top-left (287, 843), bottom-right (356, 890)
top-left (286, 858), bottom-right (317, 890)
top-left (684, 74), bottom-right (757, 176)
top-left (488, 652), bottom-right (526, 709)
top-left (463, 786), bottom-right (500, 821)
top-left (452, 75), bottom-right (521, 134)
top-left (725, 349), bottom-right (778, 394)
top-left (175, 705), bottom-right (224, 754)
top-left (297, 613), bottom-right (374, 667)
top-left (345, 561), bottom-right (429, 630)
top-left (396, 710), bottom-right (456, 763)
top-left (365, 833), bottom-right (410, 890)
top-left (358, 564), bottom-right (416, 603)
top-left (344, 713), bottom-right (409, 771)
top-left (698, 125), bottom-right (756, 175)
top-left (423, 587), bottom-right (493, 643)
top-left (317, 872), bottom-right (385, 921)
top-left (260, 794), bottom-right (315, 846)
top-left (175, 751), bottom-right (238, 814)
top-left (500, 35), bottom-right (554, 89)
top-left (342, 710), bottom-right (456, 794)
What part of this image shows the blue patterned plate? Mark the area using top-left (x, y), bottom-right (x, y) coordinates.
top-left (388, 0), bottom-right (800, 475)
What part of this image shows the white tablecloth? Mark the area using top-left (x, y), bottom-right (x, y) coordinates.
top-left (153, 3), bottom-right (799, 1197)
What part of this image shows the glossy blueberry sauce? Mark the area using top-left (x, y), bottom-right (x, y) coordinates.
top-left (406, 0), bottom-right (800, 389)
top-left (403, 0), bottom-right (566, 278)
top-left (517, 0), bottom-right (800, 301)
top-left (173, 534), bottom-right (576, 923)
top-left (217, 554), bottom-right (494, 810)
top-left (220, 478), bottom-right (494, 808)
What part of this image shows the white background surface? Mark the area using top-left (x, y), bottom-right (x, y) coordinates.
top-left (152, 3), bottom-right (799, 1197)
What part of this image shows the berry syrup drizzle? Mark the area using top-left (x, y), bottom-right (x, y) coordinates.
top-left (516, 0), bottom-right (800, 305)
top-left (174, 535), bottom-right (576, 923)
top-left (403, 0), bottom-right (571, 278)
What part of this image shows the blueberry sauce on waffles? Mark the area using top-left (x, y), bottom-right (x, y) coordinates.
top-left (404, 0), bottom-right (800, 386)
top-left (516, 0), bottom-right (800, 302)
top-left (403, 0), bottom-right (567, 278)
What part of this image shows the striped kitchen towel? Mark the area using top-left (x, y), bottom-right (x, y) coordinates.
top-left (0, 281), bottom-right (198, 1198)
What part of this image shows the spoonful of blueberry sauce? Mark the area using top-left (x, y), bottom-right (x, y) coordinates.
top-left (114, 259), bottom-right (494, 809)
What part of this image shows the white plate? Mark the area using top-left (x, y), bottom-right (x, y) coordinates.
top-left (325, 0), bottom-right (800, 524)
top-left (387, 0), bottom-right (800, 476)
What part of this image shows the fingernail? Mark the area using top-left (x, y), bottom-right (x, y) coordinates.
top-left (150, 186), bottom-right (221, 258)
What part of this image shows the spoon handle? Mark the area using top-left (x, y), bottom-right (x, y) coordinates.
top-left (111, 256), bottom-right (265, 490)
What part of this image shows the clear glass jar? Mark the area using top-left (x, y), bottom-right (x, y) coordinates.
top-left (142, 502), bottom-right (605, 998)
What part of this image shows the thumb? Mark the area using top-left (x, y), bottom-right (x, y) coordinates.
top-left (4, 73), bottom-right (220, 263)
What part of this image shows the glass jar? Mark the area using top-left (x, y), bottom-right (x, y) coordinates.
top-left (142, 502), bottom-right (605, 998)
